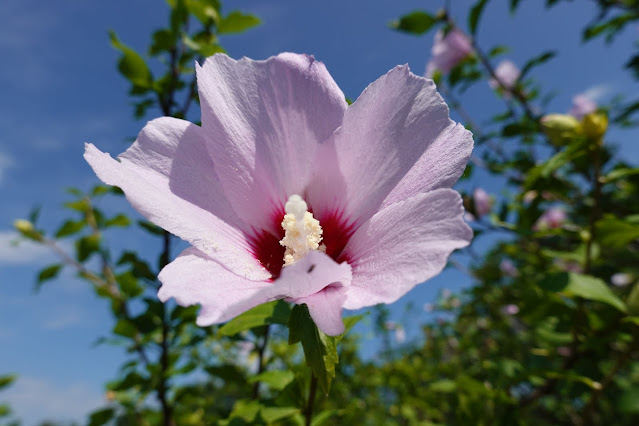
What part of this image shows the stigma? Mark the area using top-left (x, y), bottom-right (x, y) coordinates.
top-left (280, 195), bottom-right (325, 266)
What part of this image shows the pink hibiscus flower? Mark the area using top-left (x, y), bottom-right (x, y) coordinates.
top-left (85, 53), bottom-right (473, 336)
top-left (569, 94), bottom-right (597, 120)
top-left (489, 59), bottom-right (520, 91)
top-left (426, 28), bottom-right (473, 77)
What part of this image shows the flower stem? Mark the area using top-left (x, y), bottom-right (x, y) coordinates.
top-left (304, 373), bottom-right (318, 426)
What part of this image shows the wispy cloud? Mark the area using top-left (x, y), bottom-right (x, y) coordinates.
top-left (0, 230), bottom-right (52, 265)
top-left (42, 308), bottom-right (88, 330)
top-left (582, 83), bottom-right (614, 102)
top-left (5, 376), bottom-right (105, 425)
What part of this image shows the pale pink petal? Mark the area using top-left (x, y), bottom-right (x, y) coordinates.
top-left (84, 117), bottom-right (269, 281)
top-left (159, 249), bottom-right (352, 331)
top-left (341, 189), bottom-right (472, 309)
top-left (158, 247), bottom-right (272, 325)
top-left (569, 94), bottom-right (597, 119)
top-left (307, 65), bottom-right (473, 224)
top-left (196, 53), bottom-right (347, 232)
top-left (473, 187), bottom-right (492, 216)
top-left (489, 60), bottom-right (520, 90)
top-left (426, 29), bottom-right (473, 77)
top-left (290, 285), bottom-right (349, 336)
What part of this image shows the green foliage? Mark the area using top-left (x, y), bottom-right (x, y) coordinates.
top-left (288, 305), bottom-right (338, 394)
top-left (389, 11), bottom-right (440, 35)
top-left (217, 11), bottom-right (261, 34)
top-left (220, 301), bottom-right (291, 336)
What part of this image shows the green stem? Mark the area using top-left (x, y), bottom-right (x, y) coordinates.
top-left (304, 374), bottom-right (318, 426)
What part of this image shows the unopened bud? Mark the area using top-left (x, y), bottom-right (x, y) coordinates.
top-left (540, 114), bottom-right (581, 146)
top-left (14, 219), bottom-right (42, 241)
top-left (581, 112), bottom-right (608, 140)
top-left (14, 219), bottom-right (34, 233)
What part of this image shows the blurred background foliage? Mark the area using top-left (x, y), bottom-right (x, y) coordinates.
top-left (6, 0), bottom-right (639, 424)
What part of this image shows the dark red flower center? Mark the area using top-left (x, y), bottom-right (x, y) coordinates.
top-left (247, 206), bottom-right (355, 280)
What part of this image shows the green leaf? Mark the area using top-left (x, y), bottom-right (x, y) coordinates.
top-left (218, 11), bottom-right (261, 34)
top-left (429, 379), bottom-right (457, 393)
top-left (219, 300), bottom-right (291, 336)
top-left (469, 0), bottom-right (489, 35)
top-left (261, 406), bottom-right (299, 423)
top-left (626, 282), bottom-right (639, 316)
top-left (113, 319), bottom-right (137, 338)
top-left (619, 387), bottom-right (639, 413)
top-left (389, 11), bottom-right (438, 35)
top-left (116, 271), bottom-right (144, 298)
top-left (88, 408), bottom-right (116, 426)
top-left (75, 234), bottom-right (101, 262)
top-left (109, 30), bottom-right (153, 88)
top-left (105, 214), bottom-right (131, 228)
top-left (55, 220), bottom-right (85, 238)
top-left (288, 304), bottom-right (338, 394)
top-left (539, 272), bottom-right (627, 313)
top-left (0, 374), bottom-right (16, 390)
top-left (604, 167), bottom-right (639, 182)
top-left (311, 410), bottom-right (339, 426)
top-left (36, 264), bottom-right (63, 290)
top-left (595, 216), bottom-right (639, 248)
top-left (519, 50), bottom-right (556, 79)
top-left (249, 370), bottom-right (295, 391)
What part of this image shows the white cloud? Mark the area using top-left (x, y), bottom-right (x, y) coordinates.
top-left (0, 231), bottom-right (52, 265)
top-left (5, 376), bottom-right (105, 425)
top-left (582, 83), bottom-right (614, 103)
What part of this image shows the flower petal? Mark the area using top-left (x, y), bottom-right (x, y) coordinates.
top-left (290, 285), bottom-right (348, 336)
top-left (307, 65), bottom-right (472, 225)
top-left (158, 247), bottom-right (272, 325)
top-left (341, 188), bottom-right (472, 310)
top-left (158, 249), bottom-right (352, 330)
top-left (84, 117), bottom-right (270, 281)
top-left (197, 53), bottom-right (348, 232)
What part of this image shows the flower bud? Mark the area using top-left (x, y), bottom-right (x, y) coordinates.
top-left (581, 112), bottom-right (608, 140)
top-left (14, 219), bottom-right (42, 241)
top-left (540, 114), bottom-right (581, 146)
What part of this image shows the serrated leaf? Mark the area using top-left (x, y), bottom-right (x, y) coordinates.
top-left (288, 304), bottom-right (338, 394)
top-left (389, 11), bottom-right (438, 35)
top-left (469, 0), bottom-right (489, 35)
top-left (36, 264), bottom-right (63, 290)
top-left (218, 11), bottom-right (261, 34)
top-left (539, 272), bottom-right (627, 312)
top-left (249, 370), bottom-right (295, 391)
top-left (220, 300), bottom-right (291, 336)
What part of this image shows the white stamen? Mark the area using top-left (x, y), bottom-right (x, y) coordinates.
top-left (280, 194), bottom-right (325, 266)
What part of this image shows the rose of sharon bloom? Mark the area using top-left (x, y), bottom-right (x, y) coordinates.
top-left (85, 53), bottom-right (473, 336)
top-left (426, 28), bottom-right (473, 77)
top-left (473, 187), bottom-right (492, 217)
top-left (489, 60), bottom-right (520, 91)
top-left (569, 94), bottom-right (597, 120)
top-left (534, 207), bottom-right (566, 231)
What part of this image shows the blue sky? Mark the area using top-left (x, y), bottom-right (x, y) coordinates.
top-left (1, 0), bottom-right (638, 424)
